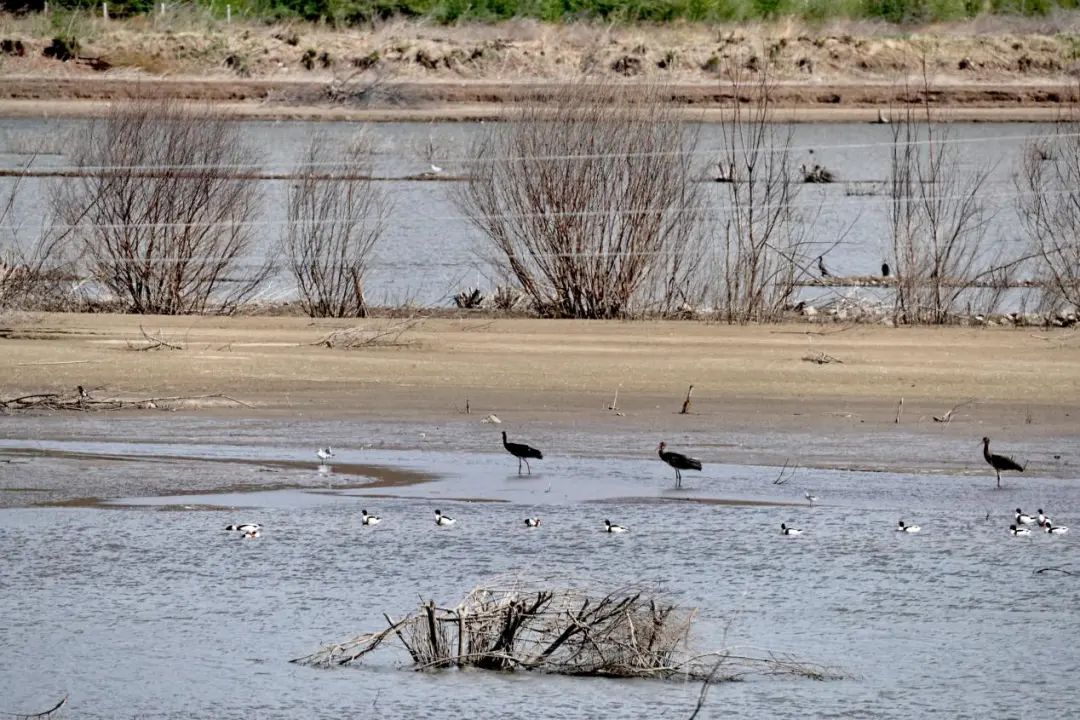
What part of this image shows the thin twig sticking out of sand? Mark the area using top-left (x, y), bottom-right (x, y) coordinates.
top-left (680, 384), bottom-right (694, 414)
top-left (895, 397), bottom-right (904, 424)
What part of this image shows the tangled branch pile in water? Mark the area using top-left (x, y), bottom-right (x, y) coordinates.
top-left (292, 581), bottom-right (842, 682)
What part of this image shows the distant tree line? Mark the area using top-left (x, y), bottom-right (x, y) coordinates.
top-left (1, 0), bottom-right (1078, 24)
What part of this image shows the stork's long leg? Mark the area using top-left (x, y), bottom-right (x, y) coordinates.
top-left (525, 458), bottom-right (531, 475)
top-left (518, 457), bottom-right (522, 475)
top-left (996, 468), bottom-right (1001, 489)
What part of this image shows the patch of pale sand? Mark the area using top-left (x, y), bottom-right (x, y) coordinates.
top-left (1, 313), bottom-right (1077, 441)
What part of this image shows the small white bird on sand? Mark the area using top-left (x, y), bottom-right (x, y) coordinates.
top-left (805, 491), bottom-right (818, 506)
top-left (435, 509), bottom-right (456, 526)
top-left (316, 446), bottom-right (334, 462)
top-left (362, 510), bottom-right (381, 526)
top-left (429, 163), bottom-right (443, 174)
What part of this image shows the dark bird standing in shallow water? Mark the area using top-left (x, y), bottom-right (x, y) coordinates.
top-left (658, 442), bottom-right (703, 489)
top-left (983, 437), bottom-right (1024, 489)
top-left (502, 431), bottom-right (543, 475)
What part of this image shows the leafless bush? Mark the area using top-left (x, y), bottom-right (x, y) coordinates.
top-left (713, 62), bottom-right (816, 323)
top-left (887, 75), bottom-right (997, 324)
top-left (52, 98), bottom-right (271, 315)
top-left (454, 287), bottom-right (484, 309)
top-left (293, 579), bottom-right (842, 682)
top-left (456, 83), bottom-right (706, 319)
top-left (1017, 104), bottom-right (1080, 314)
top-left (282, 134), bottom-right (389, 318)
top-left (492, 284), bottom-right (526, 311)
top-left (0, 160), bottom-right (79, 312)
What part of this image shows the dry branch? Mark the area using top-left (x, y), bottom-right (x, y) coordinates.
top-left (313, 317), bottom-right (424, 349)
top-left (293, 581), bottom-right (842, 684)
top-left (933, 399), bottom-right (974, 424)
top-left (801, 352), bottom-right (843, 365)
top-left (0, 695), bottom-right (67, 719)
top-left (679, 384), bottom-right (694, 414)
top-left (772, 460), bottom-right (797, 485)
top-left (0, 392), bottom-right (250, 412)
top-left (126, 325), bottom-right (184, 351)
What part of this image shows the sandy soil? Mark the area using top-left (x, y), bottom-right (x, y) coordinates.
top-left (2, 312), bottom-right (1077, 507)
top-left (3, 16), bottom-right (1080, 119)
top-left (2, 312), bottom-right (1078, 435)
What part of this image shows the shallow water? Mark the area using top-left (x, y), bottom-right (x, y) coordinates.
top-left (0, 119), bottom-right (1053, 308)
top-left (2, 418), bottom-right (1079, 717)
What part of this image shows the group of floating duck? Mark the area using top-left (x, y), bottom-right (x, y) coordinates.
top-left (779, 519), bottom-right (921, 536)
top-left (1009, 508), bottom-right (1068, 536)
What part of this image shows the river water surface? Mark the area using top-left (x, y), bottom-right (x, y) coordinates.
top-left (0, 119), bottom-right (1057, 308)
top-left (2, 416), bottom-right (1078, 717)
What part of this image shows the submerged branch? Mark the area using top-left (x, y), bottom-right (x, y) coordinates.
top-left (295, 580), bottom-right (842, 684)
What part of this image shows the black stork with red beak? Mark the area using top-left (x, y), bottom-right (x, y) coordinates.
top-left (983, 437), bottom-right (1024, 489)
top-left (658, 441), bottom-right (702, 489)
top-left (502, 431), bottom-right (543, 475)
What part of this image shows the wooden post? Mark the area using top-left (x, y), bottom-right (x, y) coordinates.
top-left (102, 2), bottom-right (108, 19)
top-left (160, 2), bottom-right (165, 16)
top-left (425, 600), bottom-right (441, 664)
top-left (456, 609), bottom-right (465, 667)
top-left (679, 384), bottom-right (694, 414)
top-left (226, 4), bottom-right (231, 22)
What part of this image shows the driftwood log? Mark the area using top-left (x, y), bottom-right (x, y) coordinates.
top-left (1, 392), bottom-right (251, 413)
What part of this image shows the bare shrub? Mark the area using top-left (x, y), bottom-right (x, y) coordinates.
top-left (0, 159), bottom-right (79, 312)
top-left (293, 579), bottom-right (842, 682)
top-left (52, 98), bottom-right (270, 315)
top-left (713, 62), bottom-right (816, 323)
top-left (282, 134), bottom-right (389, 318)
top-left (1017, 106), bottom-right (1080, 314)
top-left (887, 76), bottom-right (997, 324)
top-left (455, 83), bottom-right (705, 319)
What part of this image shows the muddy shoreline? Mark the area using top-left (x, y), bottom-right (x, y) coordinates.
top-left (1, 312), bottom-right (1077, 508)
top-left (0, 78), bottom-right (1076, 122)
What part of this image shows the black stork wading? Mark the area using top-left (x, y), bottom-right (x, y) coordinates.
top-left (658, 442), bottom-right (702, 489)
top-left (502, 431), bottom-right (543, 475)
top-left (983, 437), bottom-right (1024, 489)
